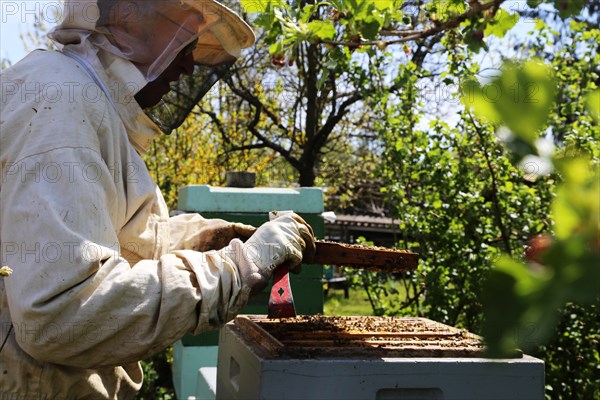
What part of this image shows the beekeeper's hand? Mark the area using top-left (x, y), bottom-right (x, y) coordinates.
top-left (195, 219), bottom-right (256, 252)
top-left (239, 213), bottom-right (316, 295)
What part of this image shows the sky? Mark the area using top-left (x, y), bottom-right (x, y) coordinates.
top-left (1, 0), bottom-right (62, 64)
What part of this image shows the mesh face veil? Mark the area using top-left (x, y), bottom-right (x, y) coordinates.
top-left (49, 0), bottom-right (255, 132)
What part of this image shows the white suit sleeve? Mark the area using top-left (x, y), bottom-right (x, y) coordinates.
top-left (168, 212), bottom-right (217, 251)
top-left (1, 147), bottom-right (250, 368)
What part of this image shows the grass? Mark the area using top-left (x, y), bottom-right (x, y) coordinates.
top-left (323, 286), bottom-right (374, 316)
top-left (322, 276), bottom-right (413, 316)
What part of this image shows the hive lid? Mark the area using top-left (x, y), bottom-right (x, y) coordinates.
top-left (178, 185), bottom-right (324, 213)
top-left (232, 315), bottom-right (518, 360)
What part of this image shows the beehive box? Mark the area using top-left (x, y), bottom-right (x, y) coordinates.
top-left (216, 315), bottom-right (544, 400)
top-left (173, 185), bottom-right (325, 399)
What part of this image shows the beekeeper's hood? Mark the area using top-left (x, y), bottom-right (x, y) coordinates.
top-left (50, 0), bottom-right (254, 81)
top-left (49, 0), bottom-right (255, 132)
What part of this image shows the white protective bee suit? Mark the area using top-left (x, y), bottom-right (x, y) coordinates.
top-left (0, 1), bottom-right (314, 398)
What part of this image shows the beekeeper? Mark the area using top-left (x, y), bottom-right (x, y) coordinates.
top-left (0, 0), bottom-right (315, 398)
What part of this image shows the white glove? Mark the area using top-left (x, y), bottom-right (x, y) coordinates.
top-left (238, 213), bottom-right (315, 295)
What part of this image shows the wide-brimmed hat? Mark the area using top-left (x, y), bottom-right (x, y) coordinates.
top-left (185, 0), bottom-right (255, 50)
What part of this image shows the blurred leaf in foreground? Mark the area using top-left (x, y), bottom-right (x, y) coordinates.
top-left (462, 60), bottom-right (557, 145)
top-left (482, 155), bottom-right (599, 357)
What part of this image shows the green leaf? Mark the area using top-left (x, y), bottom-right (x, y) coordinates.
top-left (484, 9), bottom-right (519, 38)
top-left (534, 19), bottom-right (547, 31)
top-left (347, 0), bottom-right (370, 21)
top-left (426, 0), bottom-right (466, 22)
top-left (316, 68), bottom-right (331, 90)
top-left (481, 258), bottom-right (527, 356)
top-left (240, 0), bottom-right (263, 13)
top-left (552, 157), bottom-right (599, 240)
top-left (466, 35), bottom-right (489, 53)
top-left (581, 28), bottom-right (600, 41)
top-left (482, 254), bottom-right (556, 356)
top-left (307, 20), bottom-right (337, 41)
top-left (460, 78), bottom-right (501, 123)
top-left (373, 0), bottom-right (394, 12)
top-left (553, 0), bottom-right (587, 18)
top-left (527, 0), bottom-right (544, 8)
top-left (361, 19), bottom-right (382, 40)
top-left (463, 60), bottom-right (557, 144)
top-left (240, 0), bottom-right (283, 13)
top-left (268, 42), bottom-right (284, 55)
top-left (498, 61), bottom-right (557, 141)
top-left (585, 89), bottom-right (599, 123)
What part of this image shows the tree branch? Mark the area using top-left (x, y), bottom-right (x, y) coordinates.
top-left (323, 0), bottom-right (507, 47)
top-left (226, 70), bottom-right (289, 133)
top-left (197, 107), bottom-right (228, 142)
top-left (313, 92), bottom-right (363, 151)
top-left (467, 112), bottom-right (513, 255)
